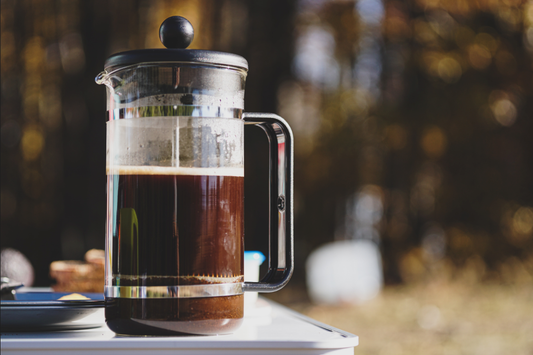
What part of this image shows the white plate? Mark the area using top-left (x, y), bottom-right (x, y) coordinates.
top-left (1, 292), bottom-right (105, 332)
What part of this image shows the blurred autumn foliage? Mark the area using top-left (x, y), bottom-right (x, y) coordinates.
top-left (284, 0), bottom-right (533, 286)
top-left (1, 0), bottom-right (532, 287)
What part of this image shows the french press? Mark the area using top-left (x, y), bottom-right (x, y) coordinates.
top-left (95, 16), bottom-right (293, 335)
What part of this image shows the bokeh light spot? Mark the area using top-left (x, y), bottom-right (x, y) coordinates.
top-left (437, 57), bottom-right (462, 83)
top-left (293, 25), bottom-right (339, 89)
top-left (23, 37), bottom-right (45, 73)
top-left (417, 305), bottom-right (441, 329)
top-left (60, 33), bottom-right (86, 75)
top-left (498, 7), bottom-right (522, 31)
top-left (491, 98), bottom-right (517, 126)
top-left (414, 19), bottom-right (438, 44)
top-left (526, 27), bottom-right (533, 49)
top-left (449, 228), bottom-right (473, 252)
top-left (513, 207), bottom-right (533, 235)
top-left (527, 3), bottom-right (533, 24)
top-left (475, 33), bottom-right (498, 54)
top-left (422, 223), bottom-right (446, 261)
top-left (420, 126), bottom-right (447, 158)
top-left (21, 125), bottom-right (45, 161)
top-left (468, 44), bottom-right (492, 70)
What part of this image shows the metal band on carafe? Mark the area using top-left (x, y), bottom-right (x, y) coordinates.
top-left (108, 105), bottom-right (243, 121)
top-left (105, 283), bottom-right (243, 299)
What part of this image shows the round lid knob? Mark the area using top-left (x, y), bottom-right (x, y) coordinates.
top-left (159, 16), bottom-right (194, 49)
top-left (103, 15), bottom-right (248, 71)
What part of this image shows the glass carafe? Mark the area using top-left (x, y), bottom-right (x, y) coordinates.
top-left (96, 16), bottom-right (293, 335)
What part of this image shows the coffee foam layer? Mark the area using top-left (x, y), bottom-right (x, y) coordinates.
top-left (106, 165), bottom-right (244, 177)
top-left (114, 274), bottom-right (244, 284)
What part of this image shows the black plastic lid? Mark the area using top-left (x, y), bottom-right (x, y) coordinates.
top-left (104, 16), bottom-right (248, 71)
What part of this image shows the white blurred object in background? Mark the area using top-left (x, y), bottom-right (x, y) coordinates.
top-left (0, 248), bottom-right (34, 287)
top-left (306, 239), bottom-right (383, 304)
top-left (244, 251), bottom-right (265, 307)
top-left (307, 185), bottom-right (384, 305)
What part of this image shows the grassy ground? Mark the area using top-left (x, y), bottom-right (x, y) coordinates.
top-left (269, 281), bottom-right (533, 355)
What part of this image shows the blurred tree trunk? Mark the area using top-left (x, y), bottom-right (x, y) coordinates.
top-left (240, 0), bottom-right (297, 257)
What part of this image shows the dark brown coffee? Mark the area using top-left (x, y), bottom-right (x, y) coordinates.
top-left (105, 295), bottom-right (244, 335)
top-left (105, 166), bottom-right (244, 335)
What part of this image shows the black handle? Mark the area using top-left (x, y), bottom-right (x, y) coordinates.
top-left (243, 113), bottom-right (294, 293)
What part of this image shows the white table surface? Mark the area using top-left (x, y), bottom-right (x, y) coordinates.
top-left (1, 298), bottom-right (358, 355)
